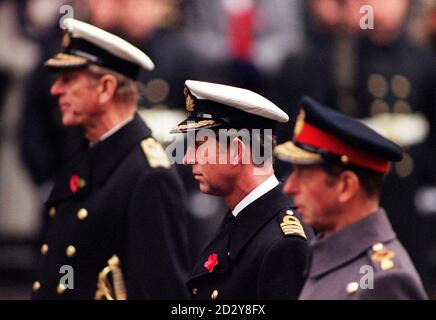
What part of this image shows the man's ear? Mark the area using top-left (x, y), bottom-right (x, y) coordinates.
top-left (230, 138), bottom-right (245, 166)
top-left (97, 74), bottom-right (117, 104)
top-left (337, 170), bottom-right (360, 203)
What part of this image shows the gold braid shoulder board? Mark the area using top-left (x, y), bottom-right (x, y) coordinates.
top-left (279, 210), bottom-right (307, 240)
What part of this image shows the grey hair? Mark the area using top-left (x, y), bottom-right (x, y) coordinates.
top-left (87, 65), bottom-right (140, 106)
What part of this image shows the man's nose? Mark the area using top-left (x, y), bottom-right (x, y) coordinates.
top-left (283, 172), bottom-right (298, 196)
top-left (50, 78), bottom-right (64, 96)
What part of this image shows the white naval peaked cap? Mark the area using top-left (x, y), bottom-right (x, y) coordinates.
top-left (45, 18), bottom-right (154, 80)
top-left (171, 80), bottom-right (289, 133)
top-left (187, 80), bottom-right (289, 123)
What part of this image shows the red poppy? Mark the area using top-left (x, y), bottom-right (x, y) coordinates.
top-left (204, 253), bottom-right (219, 273)
top-left (70, 175), bottom-right (81, 193)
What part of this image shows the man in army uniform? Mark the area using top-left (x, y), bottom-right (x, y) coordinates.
top-left (273, 0), bottom-right (436, 286)
top-left (275, 96), bottom-right (428, 299)
top-left (32, 19), bottom-right (189, 300)
top-left (170, 80), bottom-right (313, 300)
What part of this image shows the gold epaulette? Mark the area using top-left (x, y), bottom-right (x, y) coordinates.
top-left (141, 138), bottom-right (171, 169)
top-left (280, 210), bottom-right (307, 240)
top-left (370, 243), bottom-right (395, 271)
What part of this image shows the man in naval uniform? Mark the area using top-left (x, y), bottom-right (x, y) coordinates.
top-left (32, 19), bottom-right (189, 300)
top-left (275, 96), bottom-right (428, 299)
top-left (170, 80), bottom-right (313, 300)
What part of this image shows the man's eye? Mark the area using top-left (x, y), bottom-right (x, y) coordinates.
top-left (62, 73), bottom-right (74, 83)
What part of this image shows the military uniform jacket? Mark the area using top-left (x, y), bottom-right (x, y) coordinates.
top-left (187, 186), bottom-right (312, 300)
top-left (32, 114), bottom-right (190, 300)
top-left (299, 209), bottom-right (428, 300)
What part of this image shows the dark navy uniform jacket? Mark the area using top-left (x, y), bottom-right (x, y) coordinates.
top-left (187, 186), bottom-right (313, 300)
top-left (299, 209), bottom-right (428, 300)
top-left (32, 114), bottom-right (190, 300)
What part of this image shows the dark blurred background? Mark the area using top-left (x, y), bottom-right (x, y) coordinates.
top-left (1, 0), bottom-right (436, 299)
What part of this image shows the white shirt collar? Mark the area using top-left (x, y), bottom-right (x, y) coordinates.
top-left (90, 115), bottom-right (135, 147)
top-left (232, 175), bottom-right (280, 217)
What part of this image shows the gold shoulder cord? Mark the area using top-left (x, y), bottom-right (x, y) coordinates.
top-left (95, 255), bottom-right (127, 300)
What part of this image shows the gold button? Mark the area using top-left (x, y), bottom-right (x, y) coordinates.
top-left (341, 155), bottom-right (349, 164)
top-left (146, 78), bottom-right (170, 103)
top-left (41, 244), bottom-right (49, 255)
top-left (77, 208), bottom-right (88, 221)
top-left (395, 153), bottom-right (414, 178)
top-left (211, 289), bottom-right (219, 300)
top-left (66, 245), bottom-right (76, 257)
top-left (49, 207), bottom-right (56, 218)
top-left (369, 99), bottom-right (389, 116)
top-left (368, 74), bottom-right (388, 98)
top-left (32, 281), bottom-right (41, 292)
top-left (192, 288), bottom-right (198, 295)
top-left (286, 210), bottom-right (294, 216)
top-left (391, 74), bottom-right (411, 99)
top-left (372, 243), bottom-right (384, 252)
top-left (57, 284), bottom-right (66, 295)
top-left (393, 100), bottom-right (411, 114)
top-left (346, 282), bottom-right (359, 294)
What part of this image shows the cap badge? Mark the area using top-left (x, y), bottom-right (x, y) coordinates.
top-left (294, 109), bottom-right (305, 137)
top-left (186, 94), bottom-right (196, 113)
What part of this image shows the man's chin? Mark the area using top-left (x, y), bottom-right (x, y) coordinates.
top-left (61, 116), bottom-right (81, 127)
top-left (300, 212), bottom-right (313, 225)
top-left (198, 183), bottom-right (221, 197)
top-left (198, 184), bottom-right (211, 194)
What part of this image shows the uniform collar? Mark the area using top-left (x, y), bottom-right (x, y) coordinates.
top-left (47, 113), bottom-right (151, 203)
top-left (228, 185), bottom-right (293, 260)
top-left (91, 114), bottom-right (135, 146)
top-left (90, 113), bottom-right (151, 185)
top-left (232, 175), bottom-right (280, 217)
top-left (308, 209), bottom-right (396, 278)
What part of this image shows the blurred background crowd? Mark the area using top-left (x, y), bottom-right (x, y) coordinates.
top-left (1, 0), bottom-right (436, 299)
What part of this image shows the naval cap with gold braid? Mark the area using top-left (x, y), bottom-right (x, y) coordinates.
top-left (170, 80), bottom-right (289, 133)
top-left (275, 96), bottom-right (403, 173)
top-left (44, 18), bottom-right (154, 80)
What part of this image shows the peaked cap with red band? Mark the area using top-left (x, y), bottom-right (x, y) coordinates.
top-left (274, 96), bottom-right (403, 173)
